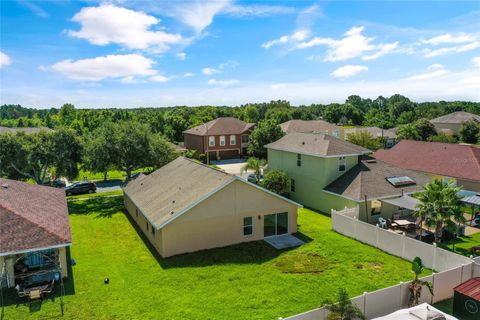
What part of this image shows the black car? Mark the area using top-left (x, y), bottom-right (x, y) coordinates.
top-left (65, 181), bottom-right (96, 196)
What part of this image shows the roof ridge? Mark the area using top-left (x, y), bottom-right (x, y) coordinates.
top-left (180, 157), bottom-right (234, 178)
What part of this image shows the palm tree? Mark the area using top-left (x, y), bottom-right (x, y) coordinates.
top-left (323, 288), bottom-right (365, 320)
top-left (416, 179), bottom-right (465, 243)
top-left (240, 157), bottom-right (265, 183)
top-left (408, 257), bottom-right (433, 307)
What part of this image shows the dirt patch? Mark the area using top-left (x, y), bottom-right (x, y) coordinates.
top-left (274, 252), bottom-right (330, 274)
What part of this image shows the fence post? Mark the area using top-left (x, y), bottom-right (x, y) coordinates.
top-left (399, 282), bottom-right (403, 308)
top-left (363, 292), bottom-right (368, 318)
top-left (432, 243), bottom-right (437, 271)
top-left (401, 232), bottom-right (406, 259)
top-left (375, 225), bottom-right (379, 248)
top-left (430, 272), bottom-right (436, 305)
top-left (353, 216), bottom-right (358, 238)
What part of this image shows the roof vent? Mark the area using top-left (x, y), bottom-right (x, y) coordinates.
top-left (170, 211), bottom-right (174, 215)
top-left (302, 141), bottom-right (305, 145)
top-left (1, 183), bottom-right (8, 189)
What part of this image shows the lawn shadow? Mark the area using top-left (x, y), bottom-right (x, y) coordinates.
top-left (68, 196), bottom-right (123, 218)
top-left (123, 209), bottom-right (306, 269)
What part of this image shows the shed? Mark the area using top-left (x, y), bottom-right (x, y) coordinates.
top-left (453, 277), bottom-right (480, 320)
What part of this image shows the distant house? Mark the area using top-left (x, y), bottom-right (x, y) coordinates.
top-left (374, 140), bottom-right (480, 192)
top-left (123, 157), bottom-right (301, 257)
top-left (183, 117), bottom-right (254, 160)
top-left (344, 127), bottom-right (397, 148)
top-left (430, 111), bottom-right (480, 135)
top-left (324, 158), bottom-right (431, 222)
top-left (279, 119), bottom-right (344, 138)
top-left (0, 126), bottom-right (53, 134)
top-left (265, 132), bottom-right (370, 213)
top-left (0, 179), bottom-right (71, 289)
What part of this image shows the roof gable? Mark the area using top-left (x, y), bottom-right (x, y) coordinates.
top-left (374, 140), bottom-right (480, 181)
top-left (280, 120), bottom-right (339, 134)
top-left (183, 117), bottom-right (254, 136)
top-left (265, 132), bottom-right (370, 157)
top-left (430, 111), bottom-right (480, 124)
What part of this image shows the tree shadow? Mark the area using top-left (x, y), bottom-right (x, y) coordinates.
top-left (123, 210), bottom-right (309, 270)
top-left (68, 196), bottom-right (123, 218)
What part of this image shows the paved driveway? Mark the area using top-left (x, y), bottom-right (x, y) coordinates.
top-left (211, 159), bottom-right (251, 179)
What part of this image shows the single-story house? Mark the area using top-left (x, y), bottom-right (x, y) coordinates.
top-left (374, 140), bottom-right (480, 192)
top-left (0, 178), bottom-right (71, 289)
top-left (123, 157), bottom-right (301, 257)
top-left (430, 111), bottom-right (480, 135)
top-left (279, 119), bottom-right (344, 138)
top-left (324, 158), bottom-right (431, 223)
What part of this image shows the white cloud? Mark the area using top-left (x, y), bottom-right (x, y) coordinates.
top-left (18, 0), bottom-right (48, 17)
top-left (150, 75), bottom-right (169, 83)
top-left (68, 4), bottom-right (184, 52)
top-left (0, 52), bottom-right (11, 67)
top-left (223, 4), bottom-right (295, 16)
top-left (362, 42), bottom-right (399, 60)
top-left (202, 67), bottom-right (221, 76)
top-left (331, 65), bottom-right (368, 78)
top-left (207, 78), bottom-right (239, 86)
top-left (176, 52), bottom-right (186, 60)
top-left (408, 64), bottom-right (449, 80)
top-left (422, 33), bottom-right (475, 45)
top-left (423, 41), bottom-right (480, 57)
top-left (262, 29), bottom-right (311, 49)
top-left (473, 56), bottom-right (480, 68)
top-left (51, 54), bottom-right (158, 81)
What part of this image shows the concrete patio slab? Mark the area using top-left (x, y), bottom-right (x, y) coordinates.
top-left (264, 234), bottom-right (304, 250)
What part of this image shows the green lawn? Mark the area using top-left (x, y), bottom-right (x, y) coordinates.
top-left (75, 168), bottom-right (146, 182)
top-left (67, 189), bottom-right (123, 200)
top-left (439, 232), bottom-right (480, 257)
top-left (3, 198), bottom-right (429, 320)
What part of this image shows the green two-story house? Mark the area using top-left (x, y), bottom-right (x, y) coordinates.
top-left (265, 132), bottom-right (370, 214)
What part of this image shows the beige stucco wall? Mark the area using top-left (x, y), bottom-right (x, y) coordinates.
top-left (125, 180), bottom-right (298, 258)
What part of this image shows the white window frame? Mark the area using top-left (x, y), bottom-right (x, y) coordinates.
top-left (208, 136), bottom-right (215, 147)
top-left (338, 156), bottom-right (346, 171)
top-left (230, 135), bottom-right (236, 145)
top-left (243, 216), bottom-right (253, 237)
top-left (220, 135), bottom-right (226, 146)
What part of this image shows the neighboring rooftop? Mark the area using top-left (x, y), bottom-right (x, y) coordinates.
top-left (279, 119), bottom-right (339, 134)
top-left (265, 132), bottom-right (370, 157)
top-left (0, 178), bottom-right (71, 255)
top-left (430, 111), bottom-right (480, 124)
top-left (324, 159), bottom-right (431, 201)
top-left (183, 117), bottom-right (254, 136)
top-left (123, 157), bottom-right (236, 228)
top-left (345, 127), bottom-right (397, 139)
top-left (374, 140), bottom-right (480, 181)
top-left (0, 126), bottom-right (53, 134)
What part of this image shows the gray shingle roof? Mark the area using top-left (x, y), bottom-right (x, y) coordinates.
top-left (430, 111), bottom-right (480, 124)
top-left (0, 126), bottom-right (53, 134)
top-left (265, 132), bottom-right (370, 157)
top-left (279, 120), bottom-right (339, 134)
top-left (123, 157), bottom-right (236, 228)
top-left (183, 117), bottom-right (254, 136)
top-left (324, 159), bottom-right (431, 201)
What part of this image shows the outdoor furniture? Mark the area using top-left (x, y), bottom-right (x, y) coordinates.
top-left (393, 219), bottom-right (412, 228)
top-left (386, 219), bottom-right (398, 229)
top-left (378, 217), bottom-right (387, 229)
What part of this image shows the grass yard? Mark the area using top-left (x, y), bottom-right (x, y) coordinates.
top-left (75, 168), bottom-right (146, 182)
top-left (3, 197), bottom-right (429, 320)
top-left (67, 189), bottom-right (123, 200)
top-left (439, 232), bottom-right (480, 257)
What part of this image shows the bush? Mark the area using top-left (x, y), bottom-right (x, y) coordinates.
top-left (261, 170), bottom-right (290, 194)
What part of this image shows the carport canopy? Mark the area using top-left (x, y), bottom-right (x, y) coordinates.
top-left (381, 195), bottom-right (420, 211)
top-left (461, 194), bottom-right (480, 206)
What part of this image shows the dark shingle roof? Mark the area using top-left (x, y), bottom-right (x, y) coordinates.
top-left (324, 159), bottom-right (431, 201)
top-left (374, 140), bottom-right (480, 181)
top-left (183, 117), bottom-right (254, 136)
top-left (0, 178), bottom-right (71, 255)
top-left (430, 111), bottom-right (480, 124)
top-left (265, 132), bottom-right (370, 157)
top-left (279, 120), bottom-right (339, 134)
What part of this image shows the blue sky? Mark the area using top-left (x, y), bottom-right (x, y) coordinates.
top-left (1, 0), bottom-right (480, 108)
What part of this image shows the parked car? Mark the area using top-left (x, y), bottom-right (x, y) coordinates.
top-left (65, 181), bottom-right (96, 196)
top-left (42, 179), bottom-right (67, 188)
top-left (247, 174), bottom-right (263, 184)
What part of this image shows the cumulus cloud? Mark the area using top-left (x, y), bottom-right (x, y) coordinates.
top-left (68, 4), bottom-right (184, 52)
top-left (150, 75), bottom-right (169, 83)
top-left (408, 64), bottom-right (449, 80)
top-left (263, 26), bottom-right (398, 62)
top-left (202, 60), bottom-right (238, 76)
top-left (331, 65), bottom-right (368, 78)
top-left (207, 78), bottom-right (239, 86)
top-left (202, 67), bottom-right (221, 76)
top-left (176, 52), bottom-right (186, 60)
top-left (423, 41), bottom-right (480, 58)
top-left (0, 52), bottom-right (11, 67)
top-left (51, 54), bottom-right (158, 81)
top-left (422, 33), bottom-right (476, 45)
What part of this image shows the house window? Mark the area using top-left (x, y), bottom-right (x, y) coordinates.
top-left (135, 208), bottom-right (139, 217)
top-left (297, 154), bottom-right (302, 167)
top-left (338, 157), bottom-right (346, 171)
top-left (146, 222), bottom-right (149, 231)
top-left (243, 217), bottom-right (253, 236)
top-left (241, 135), bottom-right (249, 143)
top-left (220, 135), bottom-right (226, 146)
top-left (152, 227), bottom-right (155, 236)
top-left (230, 135), bottom-right (236, 145)
top-left (291, 179), bottom-right (296, 193)
top-left (209, 136), bottom-right (215, 147)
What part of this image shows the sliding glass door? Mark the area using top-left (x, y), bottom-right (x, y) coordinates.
top-left (263, 212), bottom-right (288, 237)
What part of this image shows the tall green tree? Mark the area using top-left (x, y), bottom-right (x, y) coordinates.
top-left (397, 123), bottom-right (421, 140)
top-left (240, 157), bottom-right (265, 183)
top-left (346, 131), bottom-right (382, 151)
top-left (416, 179), bottom-right (465, 243)
top-left (247, 120), bottom-right (284, 158)
top-left (261, 170), bottom-right (290, 194)
top-left (459, 119), bottom-right (480, 144)
top-left (408, 257), bottom-right (433, 307)
top-left (82, 127), bottom-right (113, 181)
top-left (414, 118), bottom-right (437, 141)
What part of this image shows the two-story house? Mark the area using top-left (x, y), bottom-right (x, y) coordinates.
top-left (430, 111), bottom-right (480, 136)
top-left (183, 117), bottom-right (254, 160)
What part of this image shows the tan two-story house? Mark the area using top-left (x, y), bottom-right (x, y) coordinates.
top-left (183, 117), bottom-right (255, 160)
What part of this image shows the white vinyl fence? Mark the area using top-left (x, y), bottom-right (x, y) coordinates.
top-left (281, 209), bottom-right (478, 320)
